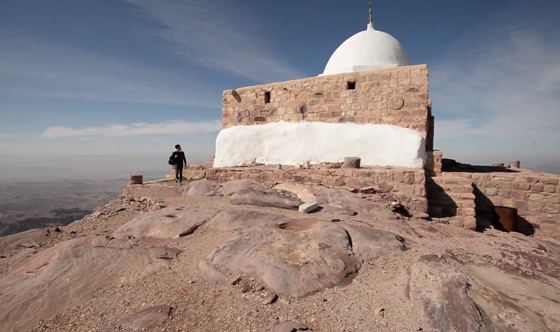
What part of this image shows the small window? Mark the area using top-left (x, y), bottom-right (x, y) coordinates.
top-left (264, 91), bottom-right (271, 103)
top-left (347, 81), bottom-right (356, 90)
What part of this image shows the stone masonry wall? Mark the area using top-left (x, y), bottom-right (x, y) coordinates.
top-left (221, 65), bottom-right (432, 143)
top-left (446, 170), bottom-right (560, 238)
top-left (207, 165), bottom-right (427, 215)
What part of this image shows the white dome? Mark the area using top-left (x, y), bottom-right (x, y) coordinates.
top-left (322, 25), bottom-right (410, 76)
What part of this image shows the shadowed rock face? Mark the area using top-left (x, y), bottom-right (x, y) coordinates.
top-left (113, 206), bottom-right (218, 239)
top-left (207, 219), bottom-right (360, 297)
top-left (0, 236), bottom-right (173, 332)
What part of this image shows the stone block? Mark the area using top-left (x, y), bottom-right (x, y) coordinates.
top-left (299, 202), bottom-right (319, 213)
top-left (527, 202), bottom-right (544, 212)
top-left (528, 194), bottom-right (545, 202)
top-left (530, 184), bottom-right (544, 192)
top-left (543, 203), bottom-right (560, 214)
top-left (541, 178), bottom-right (559, 185)
top-left (514, 200), bottom-right (528, 211)
top-left (510, 190), bottom-right (527, 200)
top-left (343, 157), bottom-right (361, 169)
top-left (543, 185), bottom-right (556, 193)
top-left (484, 188), bottom-right (499, 196)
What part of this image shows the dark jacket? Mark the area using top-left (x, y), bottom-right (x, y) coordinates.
top-left (172, 151), bottom-right (187, 167)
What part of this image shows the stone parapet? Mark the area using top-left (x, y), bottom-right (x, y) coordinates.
top-left (221, 65), bottom-right (432, 144)
top-left (207, 165), bottom-right (427, 215)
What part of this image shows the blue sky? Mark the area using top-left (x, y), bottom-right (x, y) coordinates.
top-left (1, 0), bottom-right (559, 174)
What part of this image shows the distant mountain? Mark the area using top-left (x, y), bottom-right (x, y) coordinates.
top-left (534, 162), bottom-right (560, 175)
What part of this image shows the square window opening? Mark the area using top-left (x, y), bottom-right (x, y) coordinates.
top-left (347, 81), bottom-right (356, 90)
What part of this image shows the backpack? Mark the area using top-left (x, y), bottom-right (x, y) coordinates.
top-left (168, 154), bottom-right (176, 166)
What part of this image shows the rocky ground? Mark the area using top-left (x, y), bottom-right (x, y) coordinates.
top-left (1, 179), bottom-right (559, 332)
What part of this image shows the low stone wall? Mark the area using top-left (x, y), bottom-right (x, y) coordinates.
top-left (445, 170), bottom-right (560, 238)
top-left (166, 163), bottom-right (209, 181)
top-left (207, 165), bottom-right (427, 215)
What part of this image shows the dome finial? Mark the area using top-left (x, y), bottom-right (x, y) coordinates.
top-left (367, 2), bottom-right (374, 30)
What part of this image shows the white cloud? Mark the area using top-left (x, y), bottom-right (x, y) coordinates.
top-left (430, 6), bottom-right (560, 166)
top-left (124, 0), bottom-right (306, 83)
top-left (42, 120), bottom-right (222, 138)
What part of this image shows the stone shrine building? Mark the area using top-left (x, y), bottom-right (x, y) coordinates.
top-left (204, 6), bottom-right (560, 238)
top-left (213, 12), bottom-right (433, 171)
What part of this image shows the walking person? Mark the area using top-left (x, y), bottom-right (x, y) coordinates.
top-left (171, 144), bottom-right (187, 184)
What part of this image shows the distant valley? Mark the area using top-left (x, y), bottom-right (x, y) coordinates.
top-left (0, 179), bottom-right (126, 236)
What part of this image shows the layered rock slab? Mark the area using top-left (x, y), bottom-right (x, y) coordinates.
top-left (205, 210), bottom-right (291, 231)
top-left (0, 236), bottom-right (171, 332)
top-left (231, 188), bottom-right (303, 209)
top-left (407, 255), bottom-right (560, 332)
top-left (113, 206), bottom-right (218, 239)
top-left (343, 224), bottom-right (408, 262)
top-left (207, 219), bottom-right (360, 297)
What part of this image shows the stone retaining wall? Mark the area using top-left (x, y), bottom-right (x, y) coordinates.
top-left (445, 170), bottom-right (560, 238)
top-left (207, 165), bottom-right (427, 215)
top-left (221, 65), bottom-right (432, 144)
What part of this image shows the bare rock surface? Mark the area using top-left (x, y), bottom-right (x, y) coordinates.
top-left (205, 210), bottom-right (291, 231)
top-left (207, 219), bottom-right (360, 297)
top-left (342, 223), bottom-right (408, 262)
top-left (0, 236), bottom-right (171, 332)
top-left (0, 180), bottom-right (557, 332)
top-left (113, 206), bottom-right (218, 239)
top-left (181, 179), bottom-right (223, 196)
top-left (408, 255), bottom-right (560, 332)
top-left (116, 305), bottom-right (172, 330)
top-left (222, 179), bottom-right (258, 196)
top-left (198, 260), bottom-right (227, 282)
top-left (231, 188), bottom-right (303, 209)
top-left (274, 182), bottom-right (381, 214)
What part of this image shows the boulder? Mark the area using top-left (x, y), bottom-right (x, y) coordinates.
top-left (117, 305), bottom-right (172, 330)
top-left (205, 210), bottom-right (291, 231)
top-left (113, 206), bottom-right (218, 239)
top-left (231, 188), bottom-right (302, 210)
top-left (207, 219), bottom-right (360, 297)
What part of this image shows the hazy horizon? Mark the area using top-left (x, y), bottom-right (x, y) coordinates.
top-left (1, 152), bottom-right (558, 183)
